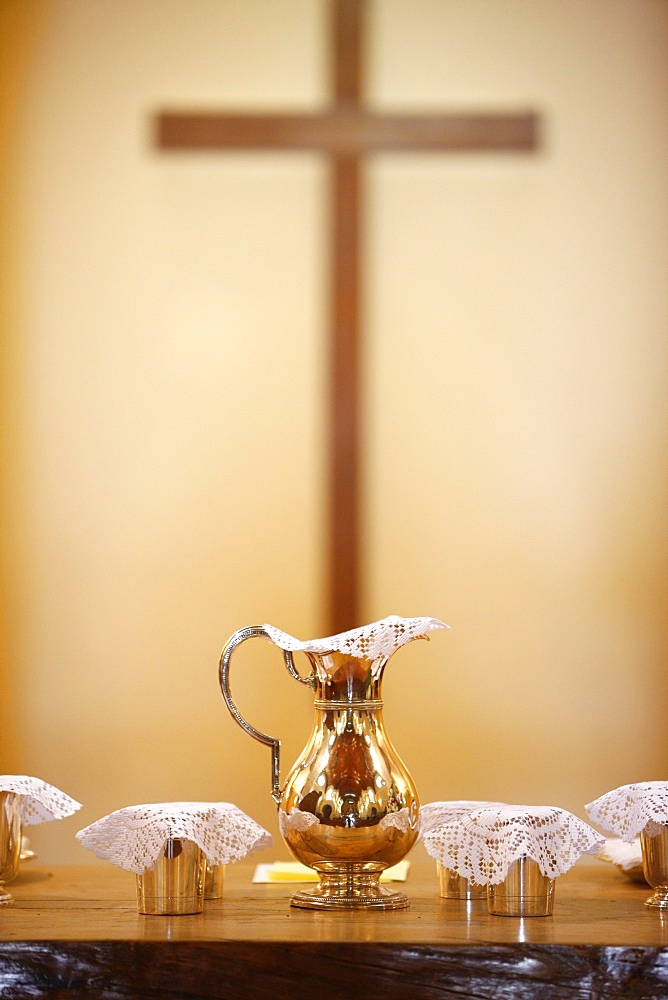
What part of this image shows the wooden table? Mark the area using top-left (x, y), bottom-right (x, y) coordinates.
top-left (1, 858), bottom-right (667, 998)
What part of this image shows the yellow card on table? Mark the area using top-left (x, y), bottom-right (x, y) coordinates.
top-left (252, 861), bottom-right (410, 883)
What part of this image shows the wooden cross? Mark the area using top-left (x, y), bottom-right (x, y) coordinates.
top-left (155, 0), bottom-right (538, 635)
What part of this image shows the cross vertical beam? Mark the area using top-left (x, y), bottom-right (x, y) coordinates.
top-left (329, 0), bottom-right (363, 633)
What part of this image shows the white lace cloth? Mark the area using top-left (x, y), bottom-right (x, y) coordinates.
top-left (76, 802), bottom-right (272, 874)
top-left (0, 775), bottom-right (81, 825)
top-left (422, 805), bottom-right (604, 885)
top-left (419, 800), bottom-right (505, 839)
top-left (585, 781), bottom-right (668, 842)
top-left (599, 837), bottom-right (643, 872)
top-left (264, 615), bottom-right (449, 661)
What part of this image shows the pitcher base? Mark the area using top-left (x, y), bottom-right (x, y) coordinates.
top-left (289, 862), bottom-right (409, 910)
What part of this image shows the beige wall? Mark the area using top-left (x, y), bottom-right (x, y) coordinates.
top-left (1, 0), bottom-right (666, 866)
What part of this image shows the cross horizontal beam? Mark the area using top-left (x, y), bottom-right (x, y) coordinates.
top-left (156, 111), bottom-right (538, 155)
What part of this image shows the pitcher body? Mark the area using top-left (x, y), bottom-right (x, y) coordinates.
top-left (279, 649), bottom-right (419, 904)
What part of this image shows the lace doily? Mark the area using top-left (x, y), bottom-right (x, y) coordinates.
top-left (585, 781), bottom-right (668, 842)
top-left (598, 837), bottom-right (644, 873)
top-left (263, 616), bottom-right (449, 661)
top-left (419, 800), bottom-right (505, 839)
top-left (76, 802), bottom-right (272, 874)
top-left (0, 775), bottom-right (81, 825)
top-left (422, 805), bottom-right (604, 885)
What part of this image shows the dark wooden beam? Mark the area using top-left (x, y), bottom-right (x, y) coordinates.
top-left (155, 111), bottom-right (538, 154)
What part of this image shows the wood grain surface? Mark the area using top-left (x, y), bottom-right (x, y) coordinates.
top-left (1, 859), bottom-right (667, 998)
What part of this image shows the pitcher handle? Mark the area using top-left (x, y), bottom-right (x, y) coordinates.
top-left (219, 625), bottom-right (312, 806)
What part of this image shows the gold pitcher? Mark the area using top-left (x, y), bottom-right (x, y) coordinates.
top-left (219, 615), bottom-right (448, 909)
